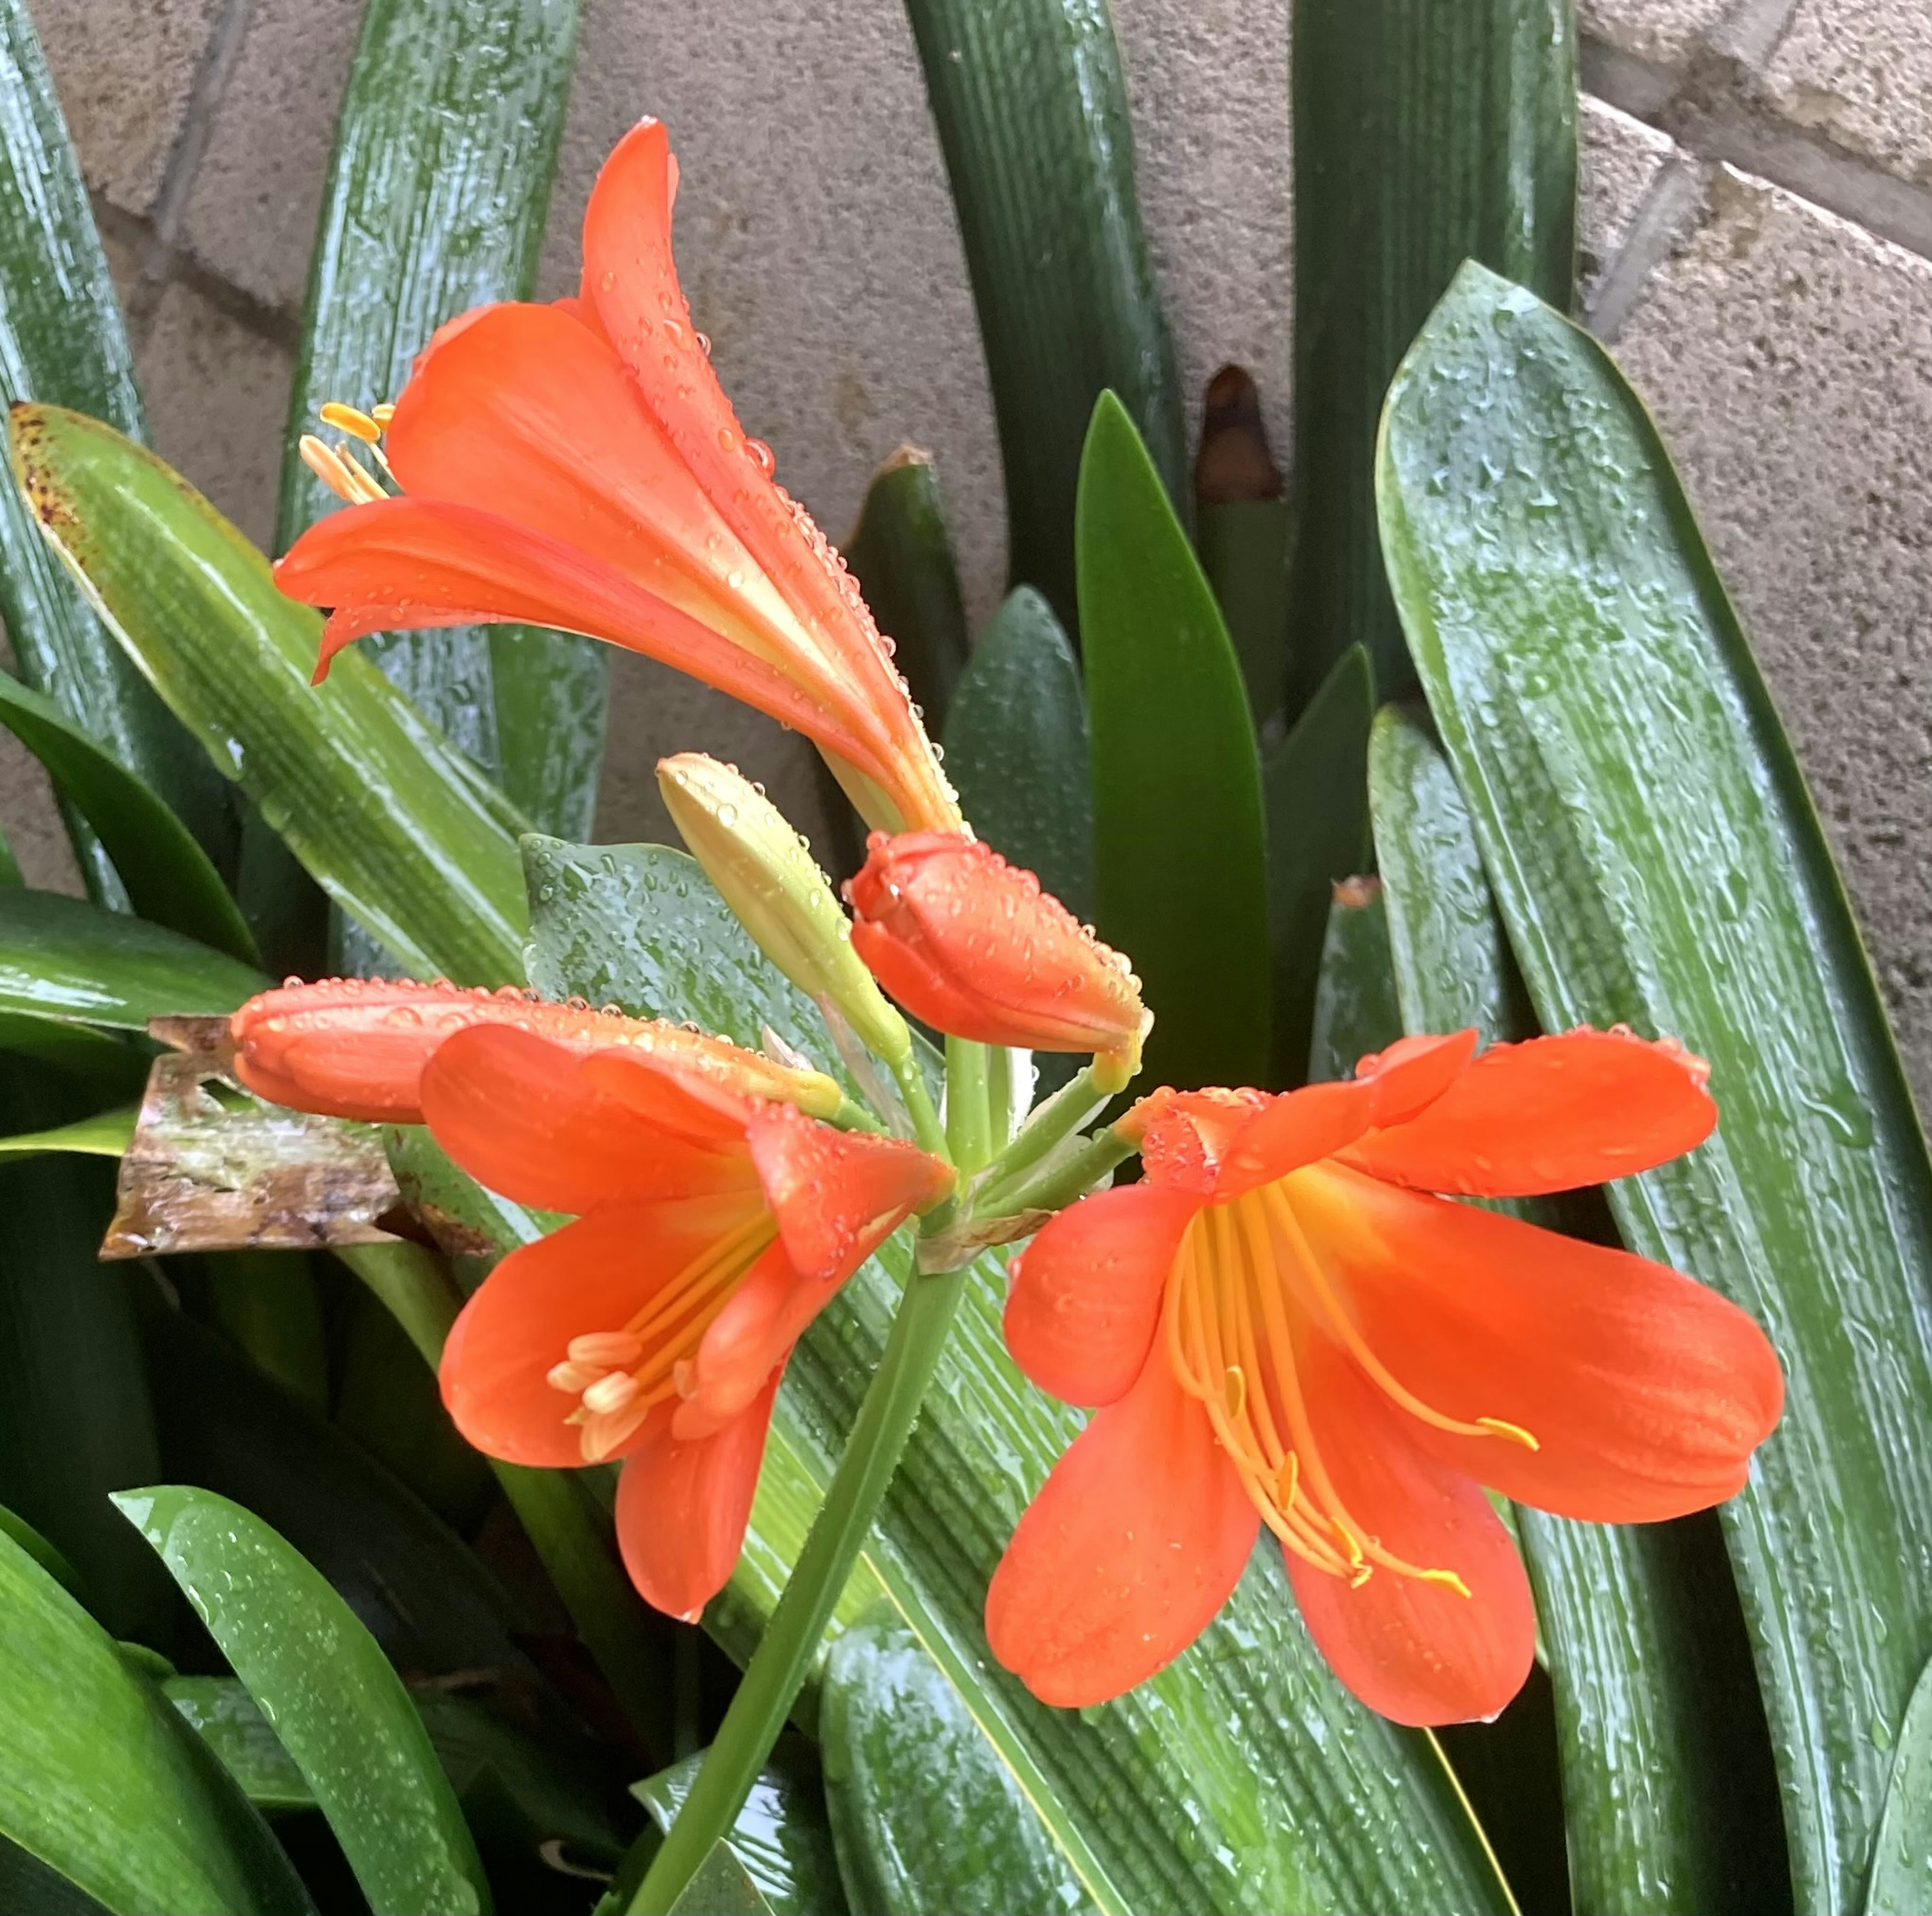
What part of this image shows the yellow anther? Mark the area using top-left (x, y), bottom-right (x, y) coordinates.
top-left (1417, 1568), bottom-right (1474, 1600)
top-left (582, 1370), bottom-right (641, 1416)
top-left (1478, 1416), bottom-right (1540, 1451)
top-left (1275, 1451), bottom-right (1299, 1511)
top-left (298, 434), bottom-right (384, 506)
top-left (1223, 1364), bottom-right (1246, 1419)
top-left (370, 402), bottom-right (396, 427)
top-left (319, 401), bottom-right (383, 442)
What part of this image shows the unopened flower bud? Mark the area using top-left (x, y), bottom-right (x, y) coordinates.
top-left (844, 832), bottom-right (1150, 1092)
top-left (658, 753), bottom-right (913, 1066)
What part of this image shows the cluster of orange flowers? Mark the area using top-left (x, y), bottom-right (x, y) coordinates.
top-left (248, 118), bottom-right (1783, 1729)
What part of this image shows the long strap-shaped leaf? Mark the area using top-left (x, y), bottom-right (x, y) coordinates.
top-left (1371, 704), bottom-right (1783, 1915)
top-left (0, 0), bottom-right (235, 893)
top-left (903, 0), bottom-right (1184, 634)
top-left (14, 408), bottom-right (527, 985)
top-left (524, 836), bottom-right (1513, 1916)
top-left (1380, 260), bottom-right (1932, 1914)
top-left (282, 0), bottom-right (602, 842)
top-left (1290, 0), bottom-right (1574, 712)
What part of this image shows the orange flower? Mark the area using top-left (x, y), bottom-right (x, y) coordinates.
top-left (989, 1027), bottom-right (1784, 1725)
top-left (229, 977), bottom-right (842, 1124)
top-left (424, 1023), bottom-right (949, 1619)
top-left (845, 832), bottom-right (1148, 1088)
top-left (273, 118), bottom-right (956, 837)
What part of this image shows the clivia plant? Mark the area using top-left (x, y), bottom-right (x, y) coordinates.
top-left (0, 3), bottom-right (1926, 1916)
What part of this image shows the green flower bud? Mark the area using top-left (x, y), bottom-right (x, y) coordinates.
top-left (658, 753), bottom-right (912, 1066)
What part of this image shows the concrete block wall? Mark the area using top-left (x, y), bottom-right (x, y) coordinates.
top-left (16, 0), bottom-right (1932, 1108)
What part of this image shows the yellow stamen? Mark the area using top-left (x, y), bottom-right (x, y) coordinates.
top-left (582, 1371), bottom-right (641, 1416)
top-left (370, 402), bottom-right (396, 427)
top-left (319, 401), bottom-right (383, 442)
top-left (298, 434), bottom-right (385, 505)
top-left (546, 1359), bottom-right (603, 1394)
top-left (1222, 1365), bottom-right (1246, 1420)
top-left (569, 1330), bottom-right (646, 1368)
top-left (1478, 1417), bottom-right (1540, 1451)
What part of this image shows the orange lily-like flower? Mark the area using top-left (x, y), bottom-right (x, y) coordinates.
top-left (229, 980), bottom-right (951, 1618)
top-left (272, 118), bottom-right (957, 836)
top-left (845, 831), bottom-right (1149, 1088)
top-left (989, 1027), bottom-right (1784, 1725)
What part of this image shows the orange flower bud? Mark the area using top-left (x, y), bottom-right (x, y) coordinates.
top-left (845, 832), bottom-right (1149, 1090)
top-left (229, 977), bottom-right (843, 1124)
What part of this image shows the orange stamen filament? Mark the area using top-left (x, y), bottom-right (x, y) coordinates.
top-left (1163, 1179), bottom-right (1507, 1599)
top-left (548, 1210), bottom-right (777, 1461)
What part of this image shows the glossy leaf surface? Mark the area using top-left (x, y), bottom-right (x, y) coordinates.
top-left (1291, 0), bottom-right (1575, 704)
top-left (1080, 394), bottom-right (1270, 1091)
top-left (1381, 261), bottom-right (1931, 1913)
top-left (0, 1525), bottom-right (312, 1914)
top-left (1306, 879), bottom-right (1402, 1083)
top-left (1263, 644), bottom-right (1375, 1087)
top-left (822, 1601), bottom-right (1094, 1915)
top-left (637, 1747), bottom-right (847, 1916)
top-left (1370, 704), bottom-right (1780, 1915)
top-left (117, 1483), bottom-right (492, 1915)
top-left (0, 0), bottom-right (233, 897)
top-left (528, 836), bottom-right (1512, 1916)
top-left (1867, 1653), bottom-right (1932, 1916)
top-left (943, 586), bottom-right (1093, 924)
top-left (14, 406), bottom-right (527, 983)
top-left (0, 670), bottom-right (257, 961)
top-left (902, 0), bottom-right (1184, 631)
top-left (282, 0), bottom-right (602, 843)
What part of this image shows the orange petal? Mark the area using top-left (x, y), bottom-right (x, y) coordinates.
top-left (745, 1101), bottom-right (951, 1284)
top-left (385, 301), bottom-right (820, 679)
top-left (581, 119), bottom-right (952, 832)
top-left (1340, 1028), bottom-right (1716, 1196)
top-left (1285, 1330), bottom-right (1536, 1726)
top-left (986, 1349), bottom-right (1259, 1707)
top-left (675, 1239), bottom-right (822, 1440)
top-left (1293, 1161), bottom-right (1785, 1521)
top-left (1005, 1184), bottom-right (1199, 1406)
top-left (439, 1197), bottom-right (761, 1468)
top-left (422, 1025), bottom-right (758, 1215)
top-left (615, 1370), bottom-right (782, 1620)
top-left (1129, 1087), bottom-right (1271, 1194)
top-left (274, 497), bottom-right (883, 779)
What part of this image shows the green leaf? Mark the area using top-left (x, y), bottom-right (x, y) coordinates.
top-left (1198, 499), bottom-right (1293, 729)
top-left (843, 448), bottom-right (971, 733)
top-left (1306, 879), bottom-right (1402, 1083)
top-left (0, 1011), bottom-right (145, 1087)
top-left (0, 669), bottom-right (260, 963)
top-left (116, 1484), bottom-right (492, 1916)
top-left (902, 0), bottom-right (1184, 632)
top-left (0, 1500), bottom-right (77, 1592)
top-left (0, 1), bottom-right (236, 899)
top-left (1379, 259), bottom-right (1931, 1914)
top-left (1079, 394), bottom-right (1270, 1090)
top-left (1289, 0), bottom-right (1575, 708)
top-left (669, 1844), bottom-right (774, 1916)
top-left (0, 1072), bottom-right (172, 1639)
top-left (822, 1600), bottom-right (1093, 1915)
top-left (13, 406), bottom-right (527, 983)
top-left (139, 1294), bottom-right (536, 1679)
top-left (166, 1676), bottom-right (315, 1815)
top-left (1263, 645), bottom-right (1375, 1087)
top-left (943, 586), bottom-right (1093, 922)
top-left (282, 0), bottom-right (602, 845)
top-left (528, 836), bottom-right (1514, 1916)
top-left (0, 1103), bottom-right (135, 1158)
top-left (1369, 710), bottom-right (1783, 1915)
top-left (1868, 1653), bottom-right (1932, 1916)
top-left (0, 1524), bottom-right (313, 1914)
top-left (636, 1746), bottom-right (846, 1916)
top-left (0, 887), bottom-right (265, 1027)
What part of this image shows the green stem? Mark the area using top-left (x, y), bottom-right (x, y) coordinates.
top-left (889, 1047), bottom-right (947, 1159)
top-left (829, 1094), bottom-right (888, 1135)
top-left (974, 1063), bottom-right (1106, 1207)
top-left (945, 1034), bottom-right (993, 1172)
top-left (333, 1242), bottom-right (668, 1755)
top-left (984, 1045), bottom-right (1014, 1152)
top-left (627, 1240), bottom-right (968, 1914)
top-left (998, 1123), bottom-right (1137, 1215)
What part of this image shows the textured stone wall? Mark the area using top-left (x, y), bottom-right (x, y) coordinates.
top-left (17, 0), bottom-right (1932, 1106)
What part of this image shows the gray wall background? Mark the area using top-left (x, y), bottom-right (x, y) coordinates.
top-left (15, 0), bottom-right (1932, 1107)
